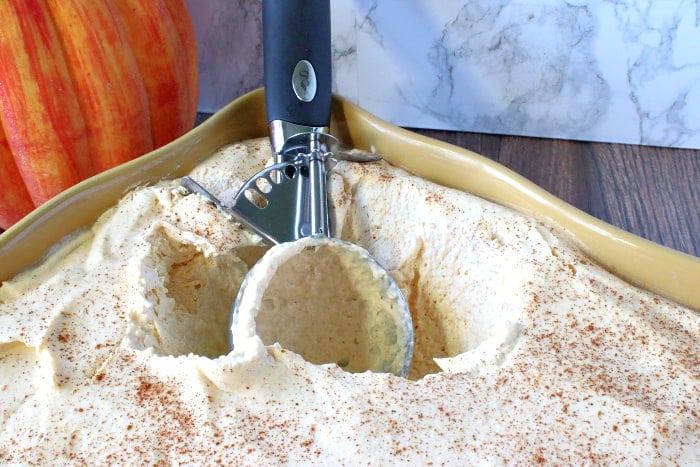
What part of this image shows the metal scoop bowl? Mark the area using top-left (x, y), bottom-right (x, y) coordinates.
top-left (230, 236), bottom-right (413, 377)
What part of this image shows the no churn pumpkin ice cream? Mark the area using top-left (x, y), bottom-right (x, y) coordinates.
top-left (1, 138), bottom-right (698, 464)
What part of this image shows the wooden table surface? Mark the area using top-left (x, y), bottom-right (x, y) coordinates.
top-left (410, 129), bottom-right (700, 259)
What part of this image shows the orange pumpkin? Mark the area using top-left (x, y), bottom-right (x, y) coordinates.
top-left (0, 0), bottom-right (198, 230)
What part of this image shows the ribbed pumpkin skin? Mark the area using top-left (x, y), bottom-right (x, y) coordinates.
top-left (46, 0), bottom-right (154, 173)
top-left (0, 0), bottom-right (198, 230)
top-left (0, 128), bottom-right (35, 228)
top-left (0, 0), bottom-right (92, 211)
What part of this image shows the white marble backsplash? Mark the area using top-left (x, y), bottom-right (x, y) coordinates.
top-left (185, 0), bottom-right (700, 149)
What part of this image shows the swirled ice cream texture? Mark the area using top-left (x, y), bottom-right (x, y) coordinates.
top-left (0, 138), bottom-right (698, 464)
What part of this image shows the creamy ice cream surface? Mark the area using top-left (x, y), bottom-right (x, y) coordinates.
top-left (1, 138), bottom-right (698, 464)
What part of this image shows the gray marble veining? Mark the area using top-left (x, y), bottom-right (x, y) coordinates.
top-left (186, 0), bottom-right (700, 149)
top-left (186, 0), bottom-right (263, 112)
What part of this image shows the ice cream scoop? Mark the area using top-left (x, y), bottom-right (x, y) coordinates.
top-left (186, 0), bottom-right (413, 376)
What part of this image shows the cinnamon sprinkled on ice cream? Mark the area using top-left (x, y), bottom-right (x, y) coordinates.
top-left (1, 138), bottom-right (698, 464)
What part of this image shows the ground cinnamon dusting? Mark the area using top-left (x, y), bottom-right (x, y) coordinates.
top-left (0, 138), bottom-right (697, 463)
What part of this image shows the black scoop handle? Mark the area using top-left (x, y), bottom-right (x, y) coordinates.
top-left (263, 0), bottom-right (332, 128)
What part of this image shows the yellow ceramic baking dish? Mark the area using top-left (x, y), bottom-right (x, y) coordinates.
top-left (1, 89), bottom-right (698, 311)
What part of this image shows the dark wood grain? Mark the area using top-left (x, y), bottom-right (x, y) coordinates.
top-left (411, 129), bottom-right (700, 258)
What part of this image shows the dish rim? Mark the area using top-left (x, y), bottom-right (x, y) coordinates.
top-left (1, 88), bottom-right (698, 311)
